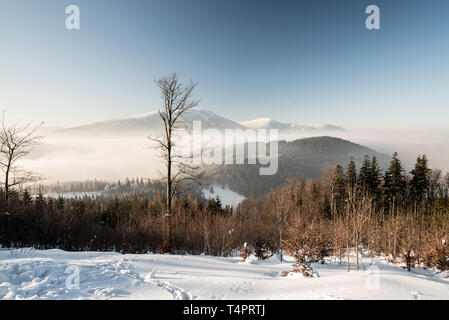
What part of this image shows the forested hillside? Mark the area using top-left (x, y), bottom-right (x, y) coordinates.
top-left (205, 136), bottom-right (390, 196)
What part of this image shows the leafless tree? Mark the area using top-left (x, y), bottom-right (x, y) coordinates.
top-left (444, 172), bottom-right (449, 199)
top-left (429, 169), bottom-right (444, 201)
top-left (0, 114), bottom-right (43, 208)
top-left (149, 73), bottom-right (202, 240)
top-left (345, 183), bottom-right (372, 271)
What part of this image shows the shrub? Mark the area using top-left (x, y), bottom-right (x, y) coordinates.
top-left (240, 242), bottom-right (252, 262)
top-left (283, 220), bottom-right (332, 277)
top-left (254, 239), bottom-right (273, 261)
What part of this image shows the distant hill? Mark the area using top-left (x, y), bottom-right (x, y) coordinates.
top-left (203, 136), bottom-right (391, 197)
top-left (53, 110), bottom-right (344, 138)
top-left (55, 109), bottom-right (246, 138)
top-left (239, 117), bottom-right (344, 132)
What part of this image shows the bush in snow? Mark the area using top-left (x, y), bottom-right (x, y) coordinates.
top-left (403, 250), bottom-right (415, 272)
top-left (426, 239), bottom-right (449, 271)
top-left (282, 220), bottom-right (332, 277)
top-left (240, 242), bottom-right (252, 262)
top-left (254, 239), bottom-right (273, 261)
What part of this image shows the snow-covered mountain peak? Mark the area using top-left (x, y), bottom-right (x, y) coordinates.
top-left (240, 118), bottom-right (344, 132)
top-left (239, 118), bottom-right (276, 129)
top-left (55, 109), bottom-right (344, 138)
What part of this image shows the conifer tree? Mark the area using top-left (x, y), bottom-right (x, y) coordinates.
top-left (35, 190), bottom-right (46, 213)
top-left (346, 157), bottom-right (357, 194)
top-left (358, 155), bottom-right (371, 191)
top-left (22, 189), bottom-right (32, 206)
top-left (383, 152), bottom-right (406, 214)
top-left (410, 155), bottom-right (431, 205)
top-left (368, 156), bottom-right (382, 199)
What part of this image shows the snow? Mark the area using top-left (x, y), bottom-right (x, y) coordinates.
top-left (202, 185), bottom-right (246, 207)
top-left (123, 111), bottom-right (159, 119)
top-left (0, 249), bottom-right (448, 300)
top-left (239, 118), bottom-right (344, 132)
top-left (240, 118), bottom-right (275, 129)
top-left (44, 191), bottom-right (103, 199)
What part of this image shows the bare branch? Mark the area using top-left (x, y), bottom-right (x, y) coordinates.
top-left (0, 113), bottom-right (44, 206)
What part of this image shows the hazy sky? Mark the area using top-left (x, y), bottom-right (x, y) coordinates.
top-left (1, 0), bottom-right (449, 129)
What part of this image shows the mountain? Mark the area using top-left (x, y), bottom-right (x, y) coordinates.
top-left (239, 118), bottom-right (344, 132)
top-left (56, 109), bottom-right (246, 138)
top-left (203, 136), bottom-right (390, 197)
top-left (179, 109), bottom-right (246, 131)
top-left (239, 118), bottom-right (293, 130)
top-left (54, 110), bottom-right (343, 138)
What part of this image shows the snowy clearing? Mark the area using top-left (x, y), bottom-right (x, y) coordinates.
top-left (0, 249), bottom-right (448, 300)
top-left (202, 185), bottom-right (246, 207)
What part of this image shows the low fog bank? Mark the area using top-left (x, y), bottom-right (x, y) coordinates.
top-left (23, 136), bottom-right (163, 183)
top-left (23, 128), bottom-right (449, 184)
top-left (324, 129), bottom-right (449, 172)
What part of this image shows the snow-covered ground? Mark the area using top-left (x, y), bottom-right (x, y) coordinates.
top-left (202, 185), bottom-right (246, 207)
top-left (0, 249), bottom-right (448, 300)
top-left (44, 191), bottom-right (103, 199)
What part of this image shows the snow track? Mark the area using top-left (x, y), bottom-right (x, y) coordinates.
top-left (0, 249), bottom-right (448, 300)
top-left (144, 273), bottom-right (193, 300)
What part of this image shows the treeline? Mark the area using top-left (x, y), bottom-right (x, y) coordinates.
top-left (32, 178), bottom-right (161, 196)
top-left (31, 178), bottom-right (205, 199)
top-left (278, 152), bottom-right (449, 274)
top-left (1, 152), bottom-right (448, 271)
top-left (326, 153), bottom-right (449, 217)
top-left (0, 190), bottom-right (235, 255)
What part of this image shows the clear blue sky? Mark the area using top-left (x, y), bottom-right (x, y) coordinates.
top-left (1, 0), bottom-right (448, 128)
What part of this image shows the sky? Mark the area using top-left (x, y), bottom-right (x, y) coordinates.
top-left (1, 0), bottom-right (449, 129)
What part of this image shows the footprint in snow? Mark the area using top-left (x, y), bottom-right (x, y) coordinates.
top-left (411, 291), bottom-right (422, 300)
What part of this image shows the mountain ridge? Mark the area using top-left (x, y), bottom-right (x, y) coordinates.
top-left (51, 109), bottom-right (344, 138)
top-left (239, 117), bottom-right (344, 132)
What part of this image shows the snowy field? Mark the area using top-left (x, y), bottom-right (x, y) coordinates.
top-left (202, 185), bottom-right (246, 207)
top-left (0, 249), bottom-right (448, 300)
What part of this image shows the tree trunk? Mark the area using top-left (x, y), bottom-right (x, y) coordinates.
top-left (166, 135), bottom-right (172, 246)
top-left (356, 232), bottom-right (359, 271)
top-left (4, 162), bottom-right (10, 210)
top-left (279, 229), bottom-right (283, 262)
top-left (392, 196), bottom-right (396, 216)
top-left (167, 137), bottom-right (172, 216)
top-left (347, 239), bottom-right (350, 272)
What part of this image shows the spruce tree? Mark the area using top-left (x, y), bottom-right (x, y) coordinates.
top-left (369, 156), bottom-right (383, 199)
top-left (22, 189), bottom-right (32, 207)
top-left (383, 152), bottom-right (406, 214)
top-left (358, 155), bottom-right (371, 191)
top-left (346, 157), bottom-right (357, 194)
top-left (410, 155), bottom-right (431, 205)
top-left (35, 191), bottom-right (46, 214)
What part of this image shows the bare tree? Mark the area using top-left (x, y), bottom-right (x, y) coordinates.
top-left (429, 168), bottom-right (443, 202)
top-left (0, 114), bottom-right (43, 208)
top-left (345, 183), bottom-right (372, 271)
top-left (149, 73), bottom-right (201, 240)
top-left (444, 172), bottom-right (449, 199)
